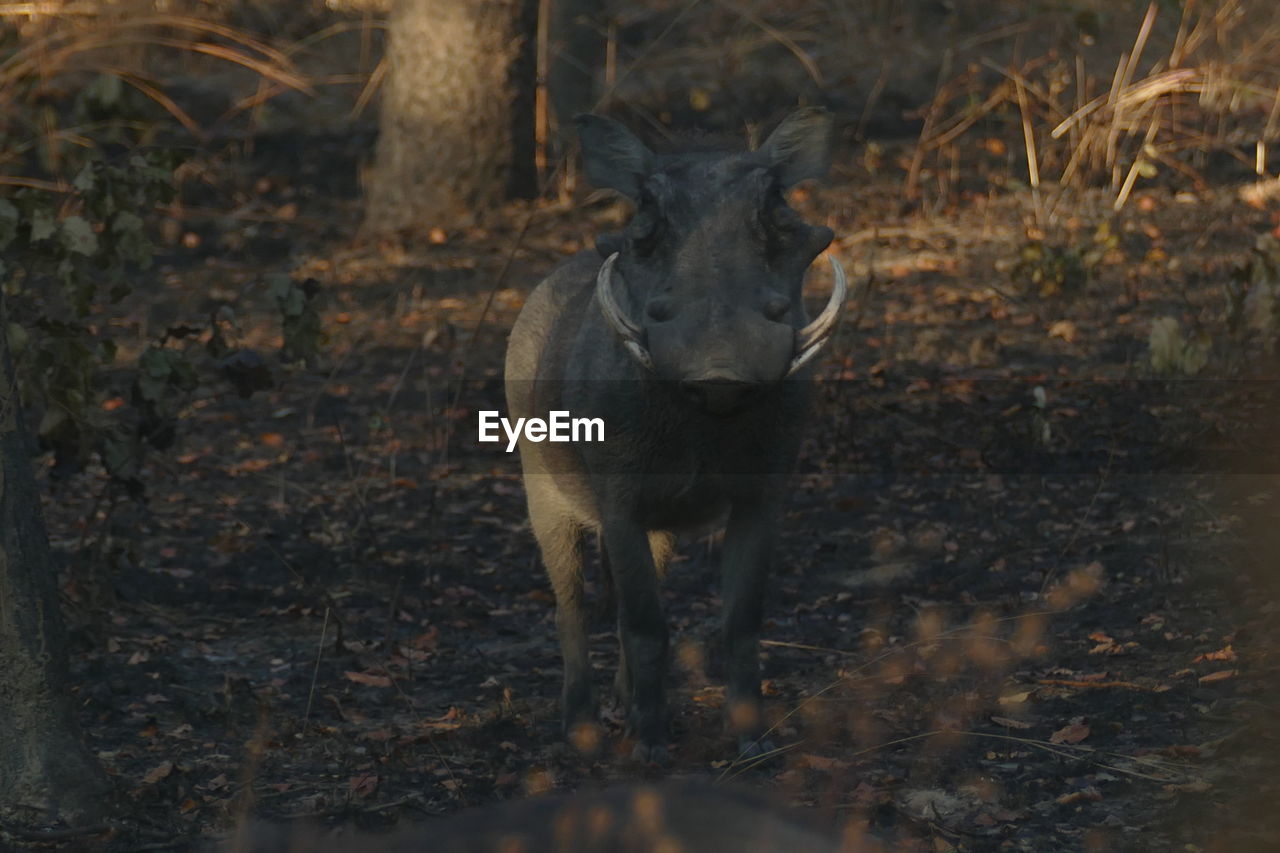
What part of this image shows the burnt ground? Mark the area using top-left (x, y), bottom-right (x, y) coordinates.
top-left (21, 126), bottom-right (1280, 852)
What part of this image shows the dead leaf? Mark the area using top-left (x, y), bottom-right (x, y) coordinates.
top-left (1048, 320), bottom-right (1077, 342)
top-left (990, 715), bottom-right (1033, 730)
top-left (800, 753), bottom-right (851, 772)
top-left (1192, 645), bottom-right (1235, 663)
top-left (1197, 669), bottom-right (1236, 685)
top-left (1056, 786), bottom-right (1102, 805)
top-left (900, 789), bottom-right (967, 820)
top-left (142, 761), bottom-right (174, 785)
top-left (1050, 723), bottom-right (1090, 744)
top-left (349, 773), bottom-right (378, 797)
top-left (1163, 779), bottom-right (1212, 794)
top-left (409, 627), bottom-right (439, 651)
top-left (345, 671), bottom-right (393, 688)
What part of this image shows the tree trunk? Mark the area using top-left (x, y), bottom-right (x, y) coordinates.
top-left (364, 0), bottom-right (534, 233)
top-left (0, 304), bottom-right (107, 826)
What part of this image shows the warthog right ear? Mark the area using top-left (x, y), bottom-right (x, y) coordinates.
top-left (575, 114), bottom-right (654, 201)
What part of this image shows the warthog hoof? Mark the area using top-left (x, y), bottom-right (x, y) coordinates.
top-left (630, 739), bottom-right (671, 766)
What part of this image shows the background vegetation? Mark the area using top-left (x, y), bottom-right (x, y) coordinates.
top-left (2, 1), bottom-right (1278, 850)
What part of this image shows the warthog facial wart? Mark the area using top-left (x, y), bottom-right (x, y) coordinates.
top-left (504, 106), bottom-right (848, 763)
top-left (478, 410), bottom-right (605, 452)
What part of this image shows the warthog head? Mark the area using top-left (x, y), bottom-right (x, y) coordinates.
top-left (579, 108), bottom-right (846, 415)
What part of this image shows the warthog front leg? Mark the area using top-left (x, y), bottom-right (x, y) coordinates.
top-left (600, 516), bottom-right (670, 763)
top-left (721, 496), bottom-right (778, 757)
top-left (604, 531), bottom-right (677, 712)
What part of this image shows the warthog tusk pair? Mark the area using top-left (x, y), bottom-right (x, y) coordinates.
top-left (594, 251), bottom-right (848, 376)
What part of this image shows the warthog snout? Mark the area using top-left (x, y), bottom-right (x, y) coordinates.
top-left (504, 106), bottom-right (850, 763)
top-left (678, 375), bottom-right (759, 415)
top-left (595, 251), bottom-right (848, 385)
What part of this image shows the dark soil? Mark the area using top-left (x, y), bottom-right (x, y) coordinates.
top-left (25, 123), bottom-right (1280, 853)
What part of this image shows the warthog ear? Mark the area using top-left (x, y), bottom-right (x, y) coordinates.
top-left (759, 107), bottom-right (834, 188)
top-left (575, 114), bottom-right (654, 200)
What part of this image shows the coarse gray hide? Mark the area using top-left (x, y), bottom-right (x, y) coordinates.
top-left (503, 107), bottom-right (847, 763)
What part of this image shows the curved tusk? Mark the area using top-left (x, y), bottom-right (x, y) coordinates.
top-left (596, 252), bottom-right (654, 371)
top-left (787, 254), bottom-right (848, 377)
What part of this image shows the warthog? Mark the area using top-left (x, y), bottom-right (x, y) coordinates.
top-left (504, 108), bottom-right (847, 761)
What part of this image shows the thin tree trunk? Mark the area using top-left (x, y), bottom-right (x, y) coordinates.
top-left (364, 0), bottom-right (533, 233)
top-left (0, 303), bottom-right (107, 825)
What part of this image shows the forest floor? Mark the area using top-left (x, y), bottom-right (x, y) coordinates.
top-left (27, 124), bottom-right (1280, 852)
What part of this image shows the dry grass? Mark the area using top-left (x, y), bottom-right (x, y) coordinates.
top-left (910, 0), bottom-right (1280, 209)
top-left (0, 0), bottom-right (318, 181)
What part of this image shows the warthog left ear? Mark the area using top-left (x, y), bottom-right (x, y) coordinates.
top-left (576, 114), bottom-right (654, 201)
top-left (759, 107), bottom-right (834, 188)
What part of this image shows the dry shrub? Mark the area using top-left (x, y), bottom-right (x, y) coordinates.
top-left (913, 0), bottom-right (1280, 207)
top-left (0, 0), bottom-right (313, 179)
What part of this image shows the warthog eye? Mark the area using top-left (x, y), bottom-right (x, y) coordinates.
top-left (762, 193), bottom-right (808, 258)
top-left (763, 294), bottom-right (791, 320)
top-left (630, 209), bottom-right (663, 254)
top-left (647, 297), bottom-right (675, 322)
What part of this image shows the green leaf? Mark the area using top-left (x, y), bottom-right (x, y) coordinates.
top-left (111, 211), bottom-right (150, 268)
top-left (1148, 317), bottom-right (1182, 374)
top-left (136, 347), bottom-right (172, 402)
top-left (29, 208), bottom-right (56, 242)
top-left (100, 428), bottom-right (140, 482)
top-left (61, 216), bottom-right (99, 256)
top-left (73, 163), bottom-right (96, 192)
top-left (5, 321), bottom-right (28, 354)
top-left (1149, 316), bottom-right (1210, 375)
top-left (87, 73), bottom-right (123, 109)
top-left (267, 273), bottom-right (304, 314)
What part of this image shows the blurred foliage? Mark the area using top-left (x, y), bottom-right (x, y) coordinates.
top-left (0, 148), bottom-right (280, 496)
top-left (1008, 222), bottom-right (1120, 299)
top-left (3, 152), bottom-right (171, 488)
top-left (0, 5), bottom-right (319, 498)
top-left (268, 274), bottom-right (326, 365)
top-left (1011, 241), bottom-right (1089, 300)
top-left (1223, 232), bottom-right (1280, 353)
top-left (1148, 315), bottom-right (1210, 375)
